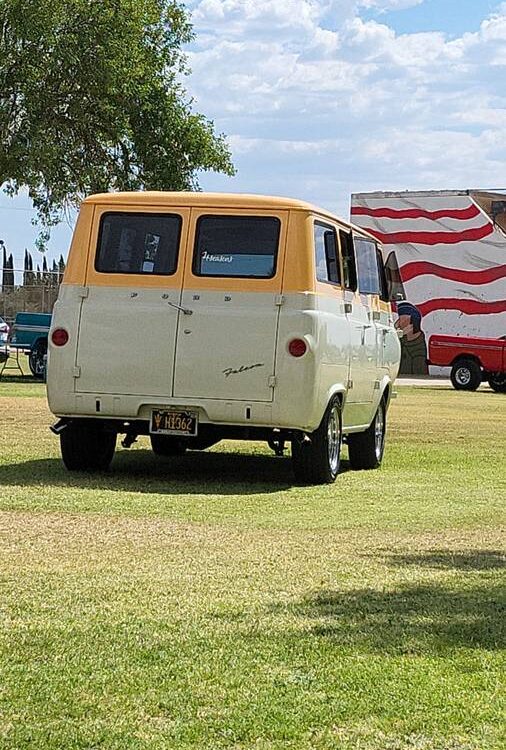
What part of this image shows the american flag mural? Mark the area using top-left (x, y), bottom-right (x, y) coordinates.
top-left (351, 190), bottom-right (506, 374)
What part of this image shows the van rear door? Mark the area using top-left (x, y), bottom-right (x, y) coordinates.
top-left (173, 210), bottom-right (287, 402)
top-left (75, 206), bottom-right (189, 397)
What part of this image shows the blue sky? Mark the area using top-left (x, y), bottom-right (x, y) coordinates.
top-left (2, 0), bottom-right (506, 271)
top-left (363, 0), bottom-right (498, 36)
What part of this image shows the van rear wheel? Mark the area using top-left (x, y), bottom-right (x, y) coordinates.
top-left (60, 422), bottom-right (116, 471)
top-left (291, 397), bottom-right (342, 485)
top-left (347, 399), bottom-right (386, 470)
top-left (150, 435), bottom-right (187, 456)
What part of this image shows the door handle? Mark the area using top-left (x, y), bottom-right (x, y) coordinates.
top-left (167, 301), bottom-right (193, 316)
top-left (344, 302), bottom-right (353, 314)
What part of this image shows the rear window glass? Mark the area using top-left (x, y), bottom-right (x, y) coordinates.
top-left (95, 213), bottom-right (182, 275)
top-left (193, 215), bottom-right (280, 278)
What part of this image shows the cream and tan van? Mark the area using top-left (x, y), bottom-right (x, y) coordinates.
top-left (47, 192), bottom-right (401, 484)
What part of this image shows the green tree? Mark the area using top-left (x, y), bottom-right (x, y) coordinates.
top-left (0, 0), bottom-right (234, 227)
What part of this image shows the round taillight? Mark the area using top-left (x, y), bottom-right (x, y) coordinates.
top-left (288, 338), bottom-right (307, 357)
top-left (51, 328), bottom-right (69, 347)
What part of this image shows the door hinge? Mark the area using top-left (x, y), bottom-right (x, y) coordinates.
top-left (77, 286), bottom-right (89, 299)
top-left (344, 302), bottom-right (353, 314)
top-left (275, 295), bottom-right (285, 307)
top-left (72, 366), bottom-right (81, 378)
top-left (371, 310), bottom-right (381, 321)
top-left (374, 379), bottom-right (380, 390)
top-left (268, 375), bottom-right (277, 388)
top-left (347, 379), bottom-right (353, 390)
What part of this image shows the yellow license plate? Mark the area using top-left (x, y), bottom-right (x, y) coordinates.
top-left (150, 409), bottom-right (198, 436)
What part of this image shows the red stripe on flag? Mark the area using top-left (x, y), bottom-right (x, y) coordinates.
top-left (417, 298), bottom-right (506, 317)
top-left (351, 204), bottom-right (481, 220)
top-left (400, 262), bottom-right (506, 284)
top-left (366, 223), bottom-right (493, 246)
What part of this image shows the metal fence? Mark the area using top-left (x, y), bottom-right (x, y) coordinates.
top-left (0, 269), bottom-right (62, 324)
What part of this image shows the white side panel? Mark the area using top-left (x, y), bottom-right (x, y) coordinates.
top-left (173, 290), bottom-right (279, 402)
top-left (75, 286), bottom-right (182, 397)
top-left (343, 292), bottom-right (377, 427)
top-left (47, 285), bottom-right (85, 411)
top-left (315, 291), bottom-right (350, 403)
top-left (274, 292), bottom-right (345, 432)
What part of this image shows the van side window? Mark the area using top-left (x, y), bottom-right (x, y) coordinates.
top-left (354, 236), bottom-right (380, 295)
top-left (96, 213), bottom-right (182, 275)
top-left (376, 247), bottom-right (389, 302)
top-left (314, 222), bottom-right (341, 285)
top-left (193, 215), bottom-right (280, 278)
top-left (339, 230), bottom-right (357, 291)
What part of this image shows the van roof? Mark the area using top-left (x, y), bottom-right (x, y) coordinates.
top-left (83, 190), bottom-right (342, 213)
top-left (83, 191), bottom-right (377, 240)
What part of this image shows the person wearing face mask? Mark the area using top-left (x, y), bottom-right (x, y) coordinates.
top-left (395, 301), bottom-right (428, 375)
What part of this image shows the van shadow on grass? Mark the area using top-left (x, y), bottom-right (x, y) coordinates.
top-left (273, 574), bottom-right (506, 653)
top-left (0, 448), bottom-right (300, 495)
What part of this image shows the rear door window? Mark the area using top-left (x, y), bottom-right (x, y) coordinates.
top-left (95, 212), bottom-right (182, 275)
top-left (193, 215), bottom-right (280, 278)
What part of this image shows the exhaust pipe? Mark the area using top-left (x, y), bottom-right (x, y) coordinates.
top-left (50, 418), bottom-right (70, 435)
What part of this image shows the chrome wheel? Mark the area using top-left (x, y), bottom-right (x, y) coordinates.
top-left (291, 397), bottom-right (342, 484)
top-left (348, 398), bottom-right (387, 470)
top-left (450, 359), bottom-right (481, 391)
top-left (327, 404), bottom-right (342, 475)
top-left (455, 366), bottom-right (471, 386)
top-left (374, 403), bottom-right (385, 461)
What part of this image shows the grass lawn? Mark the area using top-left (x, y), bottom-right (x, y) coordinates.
top-left (0, 374), bottom-right (504, 749)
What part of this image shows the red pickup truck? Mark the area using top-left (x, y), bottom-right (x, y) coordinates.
top-left (428, 334), bottom-right (506, 392)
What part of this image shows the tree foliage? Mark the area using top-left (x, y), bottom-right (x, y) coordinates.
top-left (0, 0), bottom-right (234, 226)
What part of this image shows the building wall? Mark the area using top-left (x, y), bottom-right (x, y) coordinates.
top-left (351, 190), bottom-right (506, 375)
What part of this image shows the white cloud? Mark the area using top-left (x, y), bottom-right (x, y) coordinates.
top-left (357, 0), bottom-right (423, 11)
top-left (185, 0), bottom-right (506, 215)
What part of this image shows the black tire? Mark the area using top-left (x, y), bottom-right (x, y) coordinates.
top-left (450, 359), bottom-right (482, 391)
top-left (488, 373), bottom-right (506, 393)
top-left (29, 341), bottom-right (47, 379)
top-left (347, 398), bottom-right (386, 470)
top-left (291, 397), bottom-right (342, 485)
top-left (150, 434), bottom-right (187, 456)
top-left (60, 422), bottom-right (116, 471)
